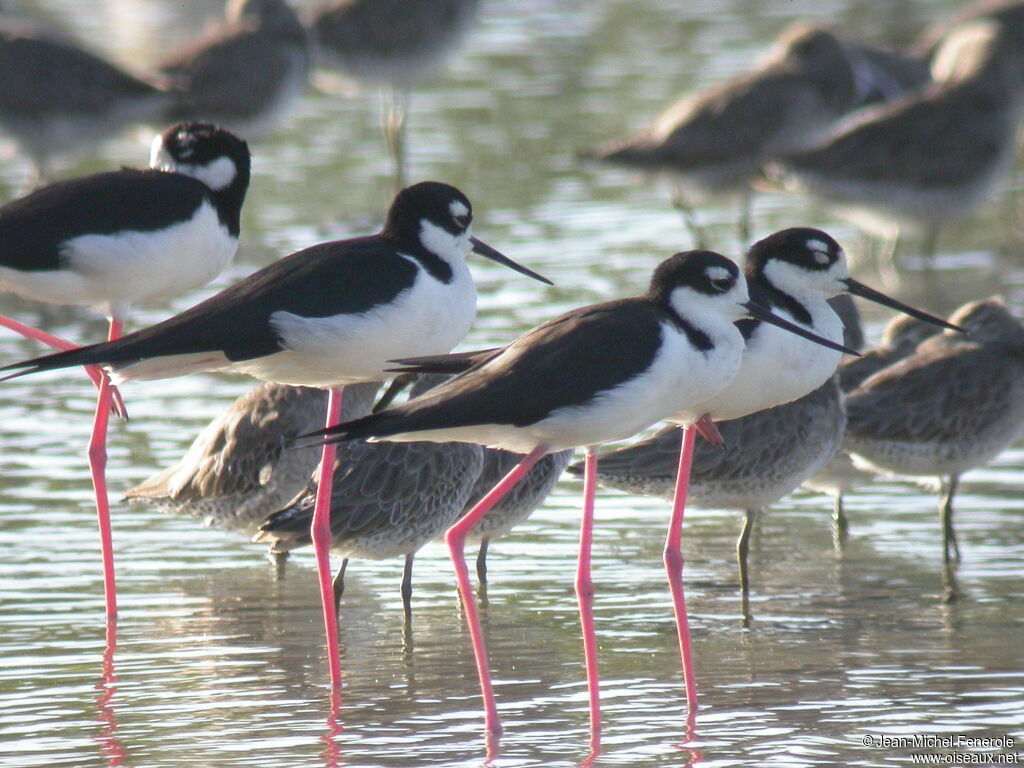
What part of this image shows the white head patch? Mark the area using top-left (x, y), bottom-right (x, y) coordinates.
top-left (449, 200), bottom-right (469, 219)
top-left (419, 219), bottom-right (468, 262)
top-left (706, 265), bottom-right (731, 282)
top-left (807, 238), bottom-right (831, 265)
top-left (178, 156), bottom-right (238, 191)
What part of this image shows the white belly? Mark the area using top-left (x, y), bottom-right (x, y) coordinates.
top-left (680, 304), bottom-right (843, 422)
top-left (0, 201), bottom-right (235, 319)
top-left (237, 262), bottom-right (479, 387)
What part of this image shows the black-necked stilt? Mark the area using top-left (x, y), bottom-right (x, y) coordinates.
top-left (0, 18), bottom-right (171, 186)
top-left (311, 0), bottom-right (481, 186)
top-left (255, 374), bottom-right (484, 624)
top-left (637, 229), bottom-right (958, 691)
top-left (0, 120), bottom-right (250, 619)
top-left (460, 447), bottom-right (574, 586)
top-left (843, 298), bottom-right (1024, 580)
top-left (585, 23), bottom-right (862, 247)
top-left (124, 381), bottom-right (381, 536)
top-left (1, 180), bottom-right (549, 687)
top-left (302, 249), bottom-right (853, 737)
top-left (773, 20), bottom-right (1024, 266)
top-left (158, 0), bottom-right (310, 138)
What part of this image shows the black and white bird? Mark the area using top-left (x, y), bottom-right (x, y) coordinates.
top-left (255, 374), bottom-right (484, 625)
top-left (773, 20), bottom-right (1024, 265)
top-left (311, 0), bottom-right (481, 186)
top-left (0, 120), bottom-right (251, 620)
top-left (0, 180), bottom-right (549, 687)
top-left (843, 298), bottom-right (1024, 577)
top-left (158, 0), bottom-right (310, 138)
top-left (304, 249), bottom-right (853, 737)
top-left (0, 18), bottom-right (172, 186)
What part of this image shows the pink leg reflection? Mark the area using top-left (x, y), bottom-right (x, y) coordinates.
top-left (94, 616), bottom-right (126, 767)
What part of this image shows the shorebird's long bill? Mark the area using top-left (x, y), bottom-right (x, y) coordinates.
top-left (470, 236), bottom-right (553, 285)
top-left (842, 278), bottom-right (965, 333)
top-left (743, 301), bottom-right (859, 356)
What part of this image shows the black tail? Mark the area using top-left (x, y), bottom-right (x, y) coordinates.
top-left (386, 347), bottom-right (501, 375)
top-left (253, 498), bottom-right (315, 553)
top-left (0, 339), bottom-right (120, 381)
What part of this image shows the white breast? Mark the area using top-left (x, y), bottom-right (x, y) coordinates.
top-left (374, 319), bottom-right (745, 454)
top-left (234, 257), bottom-right (478, 388)
top-left (0, 201), bottom-right (235, 319)
top-left (682, 300), bottom-right (844, 422)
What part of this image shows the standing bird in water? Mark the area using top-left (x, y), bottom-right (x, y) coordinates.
top-left (843, 298), bottom-right (1024, 585)
top-left (0, 121), bottom-right (251, 619)
top-left (302, 249), bottom-right (853, 738)
top-left (311, 0), bottom-right (481, 187)
top-left (0, 180), bottom-right (550, 688)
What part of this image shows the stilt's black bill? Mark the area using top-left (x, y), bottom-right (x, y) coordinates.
top-left (843, 278), bottom-right (965, 333)
top-left (743, 301), bottom-right (859, 356)
top-left (470, 236), bottom-right (553, 285)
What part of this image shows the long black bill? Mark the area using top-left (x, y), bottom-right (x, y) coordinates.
top-left (743, 301), bottom-right (859, 356)
top-left (470, 236), bottom-right (553, 285)
top-left (842, 278), bottom-right (965, 333)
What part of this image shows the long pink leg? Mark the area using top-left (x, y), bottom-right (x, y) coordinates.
top-left (313, 387), bottom-right (345, 688)
top-left (446, 443), bottom-right (548, 736)
top-left (0, 316), bottom-right (127, 418)
top-left (576, 445), bottom-right (603, 748)
top-left (665, 425), bottom-right (698, 714)
top-left (88, 318), bottom-right (123, 619)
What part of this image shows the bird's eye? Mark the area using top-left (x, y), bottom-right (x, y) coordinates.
top-left (710, 277), bottom-right (733, 293)
top-left (453, 213), bottom-right (470, 229)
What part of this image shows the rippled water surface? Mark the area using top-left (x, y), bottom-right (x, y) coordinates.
top-left (2, 0), bottom-right (1024, 766)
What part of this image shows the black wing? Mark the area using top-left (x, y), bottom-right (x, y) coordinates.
top-left (0, 170), bottom-right (209, 272)
top-left (314, 298), bottom-right (666, 441)
top-left (0, 236), bottom-right (419, 377)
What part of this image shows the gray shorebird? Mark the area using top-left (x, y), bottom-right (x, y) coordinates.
top-left (125, 381), bottom-right (379, 536)
top-left (585, 22), bottom-right (862, 247)
top-left (773, 20), bottom-right (1024, 266)
top-left (255, 375), bottom-right (484, 622)
top-left (573, 376), bottom-right (845, 623)
top-left (158, 0), bottom-right (310, 138)
top-left (311, 0), bottom-right (481, 186)
top-left (843, 297), bottom-right (1024, 570)
top-left (0, 19), bottom-right (171, 185)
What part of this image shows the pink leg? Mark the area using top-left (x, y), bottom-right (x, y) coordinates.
top-left (445, 444), bottom-right (549, 736)
top-left (89, 318), bottom-right (122, 620)
top-left (576, 446), bottom-right (602, 748)
top-left (0, 315), bottom-right (127, 418)
top-left (313, 387), bottom-right (344, 688)
top-left (665, 426), bottom-right (698, 714)
top-left (95, 615), bottom-right (126, 767)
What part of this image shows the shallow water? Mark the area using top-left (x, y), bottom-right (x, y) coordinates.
top-left (1, 0), bottom-right (1024, 766)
